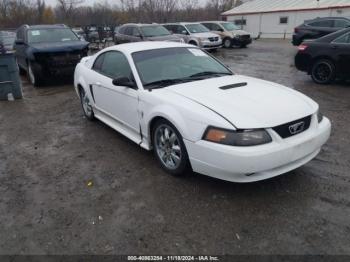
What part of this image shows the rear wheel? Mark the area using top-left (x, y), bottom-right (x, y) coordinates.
top-left (80, 88), bottom-right (95, 120)
top-left (311, 59), bottom-right (336, 84)
top-left (152, 119), bottom-right (190, 176)
top-left (189, 41), bottom-right (198, 46)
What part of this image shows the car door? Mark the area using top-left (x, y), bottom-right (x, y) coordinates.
top-left (173, 25), bottom-right (190, 42)
top-left (91, 51), bottom-right (140, 137)
top-left (331, 32), bottom-right (350, 77)
top-left (129, 27), bottom-right (143, 42)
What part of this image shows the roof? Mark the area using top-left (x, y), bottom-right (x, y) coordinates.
top-left (103, 41), bottom-right (194, 54)
top-left (26, 24), bottom-right (68, 29)
top-left (222, 0), bottom-right (350, 16)
top-left (121, 23), bottom-right (160, 27)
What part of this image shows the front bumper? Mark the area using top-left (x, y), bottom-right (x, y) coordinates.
top-left (232, 36), bottom-right (252, 46)
top-left (184, 116), bottom-right (331, 183)
top-left (200, 40), bottom-right (222, 50)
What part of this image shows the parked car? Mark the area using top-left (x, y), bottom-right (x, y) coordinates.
top-left (201, 21), bottom-right (252, 48)
top-left (74, 41), bottom-right (331, 183)
top-left (114, 24), bottom-right (184, 44)
top-left (87, 28), bottom-right (99, 42)
top-left (295, 27), bottom-right (350, 84)
top-left (292, 17), bottom-right (350, 46)
top-left (0, 31), bottom-right (16, 52)
top-left (72, 27), bottom-right (86, 41)
top-left (14, 24), bottom-right (89, 86)
top-left (163, 22), bottom-right (222, 50)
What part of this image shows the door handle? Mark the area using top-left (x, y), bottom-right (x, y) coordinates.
top-left (331, 45), bottom-right (338, 49)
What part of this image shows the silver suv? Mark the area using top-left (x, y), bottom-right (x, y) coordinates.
top-left (114, 23), bottom-right (184, 44)
top-left (163, 22), bottom-right (222, 50)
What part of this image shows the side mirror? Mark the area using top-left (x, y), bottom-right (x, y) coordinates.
top-left (15, 39), bottom-right (24, 45)
top-left (218, 28), bottom-right (224, 32)
top-left (112, 77), bottom-right (137, 89)
top-left (182, 30), bottom-right (189, 35)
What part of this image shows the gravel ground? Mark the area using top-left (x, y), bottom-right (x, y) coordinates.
top-left (0, 39), bottom-right (349, 255)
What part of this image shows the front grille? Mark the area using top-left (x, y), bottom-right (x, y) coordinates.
top-left (208, 37), bottom-right (219, 42)
top-left (35, 51), bottom-right (83, 67)
top-left (240, 35), bottom-right (250, 40)
top-left (272, 115), bottom-right (312, 139)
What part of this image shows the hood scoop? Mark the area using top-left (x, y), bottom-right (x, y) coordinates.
top-left (219, 82), bottom-right (247, 90)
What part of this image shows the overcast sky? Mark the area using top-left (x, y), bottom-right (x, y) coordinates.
top-left (45, 0), bottom-right (209, 7)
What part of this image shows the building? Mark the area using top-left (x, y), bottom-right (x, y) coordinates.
top-left (221, 0), bottom-right (350, 39)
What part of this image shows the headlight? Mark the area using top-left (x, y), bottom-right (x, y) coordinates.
top-left (203, 127), bottom-right (272, 146)
top-left (317, 110), bottom-right (323, 123)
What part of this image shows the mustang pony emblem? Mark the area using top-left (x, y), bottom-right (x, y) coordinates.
top-left (289, 122), bottom-right (305, 135)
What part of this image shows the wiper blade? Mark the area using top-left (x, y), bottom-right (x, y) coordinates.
top-left (143, 78), bottom-right (190, 89)
top-left (190, 71), bottom-right (233, 78)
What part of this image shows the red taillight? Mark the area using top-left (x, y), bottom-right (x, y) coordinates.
top-left (294, 28), bottom-right (299, 33)
top-left (298, 44), bottom-right (308, 51)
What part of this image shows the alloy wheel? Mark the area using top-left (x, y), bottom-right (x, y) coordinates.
top-left (81, 89), bottom-right (93, 118)
top-left (154, 124), bottom-right (182, 170)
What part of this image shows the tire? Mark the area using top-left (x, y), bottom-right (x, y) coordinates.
top-left (79, 88), bottom-right (95, 120)
top-left (311, 59), bottom-right (336, 84)
top-left (223, 38), bottom-right (232, 48)
top-left (27, 62), bottom-right (43, 87)
top-left (152, 119), bottom-right (190, 176)
top-left (189, 41), bottom-right (198, 46)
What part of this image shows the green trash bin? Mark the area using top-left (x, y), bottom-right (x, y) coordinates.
top-left (0, 52), bottom-right (23, 100)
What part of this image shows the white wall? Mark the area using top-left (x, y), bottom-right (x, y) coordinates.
top-left (226, 7), bottom-right (350, 39)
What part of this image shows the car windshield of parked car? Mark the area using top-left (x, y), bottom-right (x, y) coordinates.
top-left (132, 47), bottom-right (233, 88)
top-left (185, 24), bottom-right (210, 34)
top-left (221, 22), bottom-right (239, 31)
top-left (140, 26), bottom-right (171, 37)
top-left (27, 28), bottom-right (79, 43)
top-left (0, 32), bottom-right (15, 45)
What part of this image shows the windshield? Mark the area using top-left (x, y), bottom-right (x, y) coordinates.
top-left (221, 22), bottom-right (239, 31)
top-left (140, 26), bottom-right (171, 37)
top-left (0, 32), bottom-right (15, 45)
top-left (185, 24), bottom-right (210, 34)
top-left (27, 28), bottom-right (79, 43)
top-left (132, 47), bottom-right (233, 88)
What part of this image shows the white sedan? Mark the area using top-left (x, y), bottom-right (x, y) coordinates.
top-left (74, 42), bottom-right (331, 183)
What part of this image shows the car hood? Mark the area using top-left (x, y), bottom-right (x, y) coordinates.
top-left (165, 75), bottom-right (317, 129)
top-left (191, 32), bottom-right (220, 38)
top-left (230, 29), bottom-right (250, 35)
top-left (29, 41), bottom-right (89, 53)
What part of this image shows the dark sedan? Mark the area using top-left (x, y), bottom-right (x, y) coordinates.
top-left (292, 17), bottom-right (350, 46)
top-left (295, 28), bottom-right (350, 84)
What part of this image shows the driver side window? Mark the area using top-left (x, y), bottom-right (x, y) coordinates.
top-left (99, 51), bottom-right (133, 80)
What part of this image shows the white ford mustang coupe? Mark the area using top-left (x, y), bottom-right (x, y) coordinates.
top-left (74, 42), bottom-right (331, 183)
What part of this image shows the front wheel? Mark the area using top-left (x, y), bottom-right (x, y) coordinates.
top-left (311, 59), bottom-right (336, 84)
top-left (80, 88), bottom-right (95, 120)
top-left (27, 62), bottom-right (43, 87)
top-left (152, 120), bottom-right (190, 176)
top-left (223, 38), bottom-right (232, 48)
